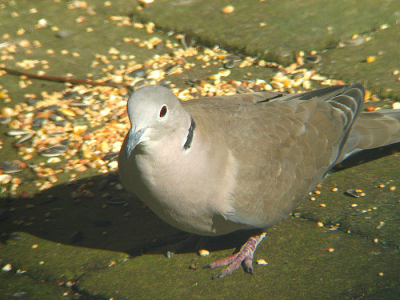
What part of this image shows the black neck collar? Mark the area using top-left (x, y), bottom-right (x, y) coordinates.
top-left (183, 116), bottom-right (196, 150)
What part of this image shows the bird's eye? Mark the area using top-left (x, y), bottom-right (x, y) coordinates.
top-left (159, 105), bottom-right (167, 118)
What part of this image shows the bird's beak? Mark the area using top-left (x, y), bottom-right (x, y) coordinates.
top-left (125, 127), bottom-right (145, 160)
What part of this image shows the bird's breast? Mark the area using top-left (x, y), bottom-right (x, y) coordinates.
top-left (130, 138), bottom-right (241, 235)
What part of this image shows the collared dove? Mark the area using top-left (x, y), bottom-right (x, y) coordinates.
top-left (118, 83), bottom-right (400, 279)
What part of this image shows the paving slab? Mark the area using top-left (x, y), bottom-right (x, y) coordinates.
top-left (137, 0), bottom-right (400, 58)
top-left (137, 0), bottom-right (400, 97)
top-left (2, 219), bottom-right (400, 299)
top-left (321, 23), bottom-right (400, 99)
top-left (297, 147), bottom-right (400, 249)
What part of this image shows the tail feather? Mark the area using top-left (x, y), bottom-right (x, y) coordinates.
top-left (326, 84), bottom-right (364, 165)
top-left (339, 108), bottom-right (400, 161)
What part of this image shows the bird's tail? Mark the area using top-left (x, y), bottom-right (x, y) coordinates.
top-left (339, 108), bottom-right (400, 161)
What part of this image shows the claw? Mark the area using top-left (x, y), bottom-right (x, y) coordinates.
top-left (205, 232), bottom-right (267, 279)
top-left (243, 256), bottom-right (254, 274)
top-left (212, 274), bottom-right (221, 280)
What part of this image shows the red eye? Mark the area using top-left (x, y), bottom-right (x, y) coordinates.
top-left (160, 105), bottom-right (167, 117)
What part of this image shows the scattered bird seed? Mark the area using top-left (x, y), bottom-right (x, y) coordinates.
top-left (165, 64), bottom-right (180, 75)
top-left (40, 145), bottom-right (68, 157)
top-left (198, 249), bottom-right (210, 257)
top-left (7, 129), bottom-right (31, 136)
top-left (25, 97), bottom-right (39, 106)
top-left (304, 55), bottom-right (321, 64)
top-left (53, 119), bottom-right (69, 127)
top-left (222, 5), bottom-right (235, 14)
top-left (32, 117), bottom-right (47, 128)
top-left (106, 199), bottom-right (126, 205)
top-left (68, 100), bottom-right (91, 107)
top-left (0, 161), bottom-right (22, 174)
top-left (15, 132), bottom-right (34, 144)
top-left (343, 36), bottom-right (366, 46)
top-left (345, 189), bottom-right (360, 198)
top-left (56, 30), bottom-right (74, 39)
top-left (0, 116), bottom-right (11, 125)
top-left (2, 264), bottom-right (12, 272)
top-left (366, 56), bottom-right (376, 63)
top-left (0, 174), bottom-right (12, 184)
top-left (256, 259), bottom-right (268, 265)
top-left (224, 59), bottom-right (237, 69)
top-left (62, 91), bottom-right (79, 100)
top-left (103, 153), bottom-right (119, 161)
top-left (127, 68), bottom-right (146, 78)
top-left (12, 292), bottom-right (29, 297)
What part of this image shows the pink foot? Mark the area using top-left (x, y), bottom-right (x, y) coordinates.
top-left (203, 232), bottom-right (266, 279)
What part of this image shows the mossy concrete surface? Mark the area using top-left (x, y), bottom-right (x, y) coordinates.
top-left (78, 218), bottom-right (400, 299)
top-left (321, 23), bottom-right (400, 99)
top-left (2, 219), bottom-right (400, 299)
top-left (137, 0), bottom-right (400, 98)
top-left (1, 232), bottom-right (129, 299)
top-left (1, 0), bottom-right (400, 299)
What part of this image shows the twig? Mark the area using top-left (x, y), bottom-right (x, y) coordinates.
top-left (0, 67), bottom-right (124, 88)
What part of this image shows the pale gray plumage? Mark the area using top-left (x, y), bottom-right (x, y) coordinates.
top-left (118, 83), bottom-right (400, 277)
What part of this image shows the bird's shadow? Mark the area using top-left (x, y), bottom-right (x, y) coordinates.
top-left (0, 170), bottom-right (248, 258)
top-left (1, 142), bottom-right (399, 258)
top-left (331, 142), bottom-right (400, 172)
